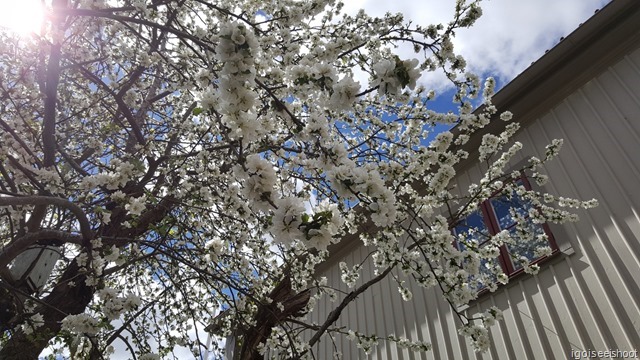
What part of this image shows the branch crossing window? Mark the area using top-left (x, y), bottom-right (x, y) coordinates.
top-left (453, 174), bottom-right (558, 286)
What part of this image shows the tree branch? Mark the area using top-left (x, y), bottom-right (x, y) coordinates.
top-left (305, 265), bottom-right (395, 351)
top-left (42, 44), bottom-right (61, 168)
top-left (0, 196), bottom-right (93, 241)
top-left (0, 229), bottom-right (82, 269)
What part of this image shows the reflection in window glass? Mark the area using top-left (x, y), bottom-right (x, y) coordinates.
top-left (451, 175), bottom-right (558, 287)
top-left (454, 212), bottom-right (500, 290)
top-left (454, 210), bottom-right (489, 246)
top-left (507, 223), bottom-right (548, 270)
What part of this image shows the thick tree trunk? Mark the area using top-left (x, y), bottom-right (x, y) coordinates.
top-left (0, 261), bottom-right (93, 360)
top-left (238, 276), bottom-right (310, 360)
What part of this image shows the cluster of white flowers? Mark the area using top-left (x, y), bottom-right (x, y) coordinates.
top-left (371, 57), bottom-right (421, 95)
top-left (482, 77), bottom-right (496, 103)
top-left (97, 288), bottom-right (142, 320)
top-left (205, 238), bottom-right (225, 259)
top-left (270, 196), bottom-right (306, 245)
top-left (500, 110), bottom-right (513, 121)
top-left (458, 323), bottom-right (490, 352)
top-left (326, 163), bottom-right (397, 227)
top-left (215, 22), bottom-right (260, 144)
top-left (262, 326), bottom-right (293, 355)
top-left (531, 172), bottom-right (549, 186)
top-left (346, 330), bottom-right (379, 355)
top-left (544, 139), bottom-right (564, 160)
top-left (61, 313), bottom-right (101, 335)
top-left (305, 200), bottom-right (344, 250)
top-left (235, 154), bottom-right (277, 211)
top-left (481, 306), bottom-right (504, 327)
top-left (130, 0), bottom-right (147, 12)
top-left (329, 77), bottom-right (361, 111)
top-left (79, 159), bottom-right (144, 192)
top-left (30, 168), bottom-right (64, 192)
top-left (521, 260), bottom-right (541, 275)
top-left (20, 313), bottom-right (44, 335)
top-left (125, 195), bottom-right (147, 216)
top-left (534, 245), bottom-right (553, 258)
top-left (430, 131), bottom-right (454, 152)
top-left (398, 282), bottom-right (413, 301)
top-left (478, 123), bottom-right (519, 162)
top-left (339, 262), bottom-right (361, 288)
top-left (478, 134), bottom-right (500, 161)
top-left (387, 334), bottom-right (432, 352)
top-left (429, 163), bottom-right (456, 193)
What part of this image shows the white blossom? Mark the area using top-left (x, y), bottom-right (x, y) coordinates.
top-left (125, 195), bottom-right (147, 216)
top-left (61, 314), bottom-right (101, 335)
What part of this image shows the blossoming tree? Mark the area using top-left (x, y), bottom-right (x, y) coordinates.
top-left (0, 0), bottom-right (597, 358)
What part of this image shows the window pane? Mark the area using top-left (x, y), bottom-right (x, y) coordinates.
top-left (507, 222), bottom-right (548, 270)
top-left (454, 211), bottom-right (499, 289)
top-left (486, 179), bottom-right (554, 273)
top-left (489, 193), bottom-right (534, 230)
top-left (454, 210), bottom-right (489, 245)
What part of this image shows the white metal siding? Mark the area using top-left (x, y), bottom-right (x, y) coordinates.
top-left (306, 46), bottom-right (640, 359)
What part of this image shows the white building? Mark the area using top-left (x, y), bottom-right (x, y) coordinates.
top-left (308, 0), bottom-right (640, 358)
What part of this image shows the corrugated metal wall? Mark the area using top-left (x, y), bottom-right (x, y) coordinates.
top-left (306, 46), bottom-right (640, 359)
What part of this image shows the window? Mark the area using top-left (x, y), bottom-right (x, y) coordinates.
top-left (452, 173), bottom-right (558, 286)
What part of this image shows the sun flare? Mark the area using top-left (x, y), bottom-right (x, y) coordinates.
top-left (0, 0), bottom-right (45, 35)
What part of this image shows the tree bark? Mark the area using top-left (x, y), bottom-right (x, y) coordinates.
top-left (0, 261), bottom-right (93, 360)
top-left (238, 276), bottom-right (310, 360)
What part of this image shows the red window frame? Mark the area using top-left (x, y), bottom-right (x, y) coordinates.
top-left (452, 173), bottom-right (559, 278)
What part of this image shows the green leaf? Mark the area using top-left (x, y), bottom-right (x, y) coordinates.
top-left (301, 213), bottom-right (310, 223)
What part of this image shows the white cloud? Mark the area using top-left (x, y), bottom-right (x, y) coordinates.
top-left (453, 0), bottom-right (611, 82)
top-left (346, 0), bottom-right (611, 90)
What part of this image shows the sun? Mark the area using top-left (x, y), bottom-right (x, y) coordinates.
top-left (0, 0), bottom-right (45, 35)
